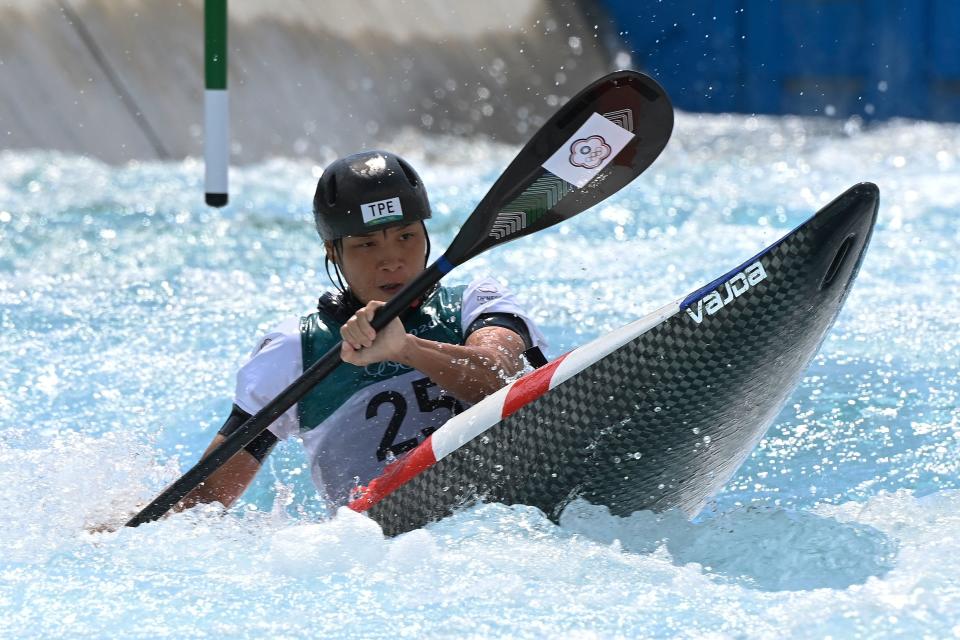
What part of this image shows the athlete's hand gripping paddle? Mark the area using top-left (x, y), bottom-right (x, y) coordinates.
top-left (126, 70), bottom-right (674, 527)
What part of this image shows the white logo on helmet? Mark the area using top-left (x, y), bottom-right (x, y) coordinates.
top-left (361, 197), bottom-right (404, 227)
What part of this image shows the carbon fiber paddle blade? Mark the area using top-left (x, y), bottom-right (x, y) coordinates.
top-left (445, 70), bottom-right (673, 266)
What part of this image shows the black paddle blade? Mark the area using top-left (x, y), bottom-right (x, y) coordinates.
top-left (444, 70), bottom-right (673, 266)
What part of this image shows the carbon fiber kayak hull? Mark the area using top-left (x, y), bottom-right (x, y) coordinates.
top-left (351, 183), bottom-right (880, 536)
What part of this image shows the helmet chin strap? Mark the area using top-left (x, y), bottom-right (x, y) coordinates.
top-left (324, 222), bottom-right (432, 297)
top-left (324, 251), bottom-right (348, 295)
top-left (423, 222), bottom-right (432, 267)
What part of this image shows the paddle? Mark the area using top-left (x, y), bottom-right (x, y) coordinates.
top-left (126, 69), bottom-right (674, 527)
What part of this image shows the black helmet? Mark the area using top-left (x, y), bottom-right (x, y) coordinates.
top-left (313, 150), bottom-right (432, 242)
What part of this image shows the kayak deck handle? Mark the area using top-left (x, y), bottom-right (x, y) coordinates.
top-left (820, 233), bottom-right (856, 290)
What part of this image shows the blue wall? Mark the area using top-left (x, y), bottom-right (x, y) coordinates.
top-left (601, 0), bottom-right (960, 121)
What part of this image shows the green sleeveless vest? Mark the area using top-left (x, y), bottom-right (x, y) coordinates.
top-left (297, 285), bottom-right (467, 431)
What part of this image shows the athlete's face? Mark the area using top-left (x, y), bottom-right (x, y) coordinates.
top-left (329, 223), bottom-right (427, 303)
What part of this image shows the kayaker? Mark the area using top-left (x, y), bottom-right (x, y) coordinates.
top-left (178, 150), bottom-right (547, 511)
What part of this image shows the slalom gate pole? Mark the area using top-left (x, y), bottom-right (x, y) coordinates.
top-left (204, 0), bottom-right (228, 207)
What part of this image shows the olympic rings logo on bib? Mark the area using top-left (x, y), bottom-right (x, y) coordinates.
top-left (365, 360), bottom-right (413, 378)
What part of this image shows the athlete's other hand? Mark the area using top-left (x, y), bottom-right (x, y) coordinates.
top-left (340, 300), bottom-right (409, 366)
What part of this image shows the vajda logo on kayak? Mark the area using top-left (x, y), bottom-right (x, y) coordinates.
top-left (686, 261), bottom-right (768, 324)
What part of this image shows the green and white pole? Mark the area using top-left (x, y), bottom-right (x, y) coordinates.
top-left (204, 0), bottom-right (228, 207)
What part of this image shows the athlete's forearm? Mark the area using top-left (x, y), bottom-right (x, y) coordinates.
top-left (174, 435), bottom-right (261, 512)
top-left (396, 331), bottom-right (524, 404)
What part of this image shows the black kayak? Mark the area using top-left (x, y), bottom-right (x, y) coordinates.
top-left (350, 182), bottom-right (880, 536)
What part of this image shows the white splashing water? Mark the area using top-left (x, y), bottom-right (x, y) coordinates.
top-left (1, 113), bottom-right (958, 637)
